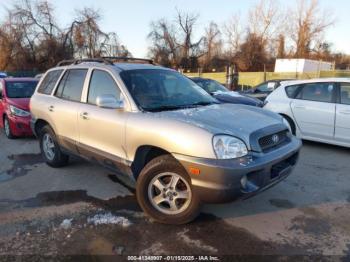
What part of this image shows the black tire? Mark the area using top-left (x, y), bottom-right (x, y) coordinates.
top-left (282, 115), bottom-right (296, 135)
top-left (3, 115), bottom-right (15, 139)
top-left (39, 125), bottom-right (69, 168)
top-left (136, 155), bottom-right (201, 225)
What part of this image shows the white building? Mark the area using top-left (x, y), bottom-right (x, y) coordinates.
top-left (275, 59), bottom-right (333, 73)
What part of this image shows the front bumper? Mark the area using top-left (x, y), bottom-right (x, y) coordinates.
top-left (7, 114), bottom-right (33, 137)
top-left (174, 137), bottom-right (302, 203)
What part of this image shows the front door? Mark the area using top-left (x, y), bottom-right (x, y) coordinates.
top-left (78, 69), bottom-right (128, 172)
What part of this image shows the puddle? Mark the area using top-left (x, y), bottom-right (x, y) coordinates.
top-left (0, 190), bottom-right (140, 212)
top-left (0, 154), bottom-right (43, 183)
top-left (0, 173), bottom-right (12, 182)
top-left (269, 199), bottom-right (296, 209)
top-left (8, 153), bottom-right (43, 167)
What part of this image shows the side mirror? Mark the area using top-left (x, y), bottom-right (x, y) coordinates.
top-left (96, 95), bottom-right (124, 109)
top-left (267, 82), bottom-right (276, 91)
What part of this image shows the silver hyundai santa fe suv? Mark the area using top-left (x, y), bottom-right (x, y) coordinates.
top-left (30, 57), bottom-right (302, 224)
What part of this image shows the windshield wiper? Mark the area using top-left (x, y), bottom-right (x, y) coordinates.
top-left (185, 101), bottom-right (218, 108)
top-left (145, 102), bottom-right (217, 112)
top-left (145, 105), bottom-right (188, 112)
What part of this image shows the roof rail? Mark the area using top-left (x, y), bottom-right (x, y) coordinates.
top-left (56, 59), bottom-right (76, 67)
top-left (56, 58), bottom-right (113, 67)
top-left (56, 57), bottom-right (154, 67)
top-left (102, 57), bottom-right (154, 65)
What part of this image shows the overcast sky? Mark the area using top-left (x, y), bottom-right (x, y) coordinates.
top-left (1, 0), bottom-right (349, 57)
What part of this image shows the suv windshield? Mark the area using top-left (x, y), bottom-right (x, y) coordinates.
top-left (120, 69), bottom-right (217, 112)
top-left (6, 81), bottom-right (38, 98)
top-left (193, 79), bottom-right (228, 94)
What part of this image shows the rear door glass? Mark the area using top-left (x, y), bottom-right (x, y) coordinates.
top-left (298, 83), bottom-right (335, 103)
top-left (55, 69), bottom-right (87, 102)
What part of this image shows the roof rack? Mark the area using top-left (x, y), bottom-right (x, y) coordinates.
top-left (102, 57), bottom-right (154, 65)
top-left (56, 58), bottom-right (113, 67)
top-left (56, 57), bottom-right (154, 67)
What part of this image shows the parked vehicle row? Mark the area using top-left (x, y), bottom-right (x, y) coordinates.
top-left (4, 61), bottom-right (348, 224)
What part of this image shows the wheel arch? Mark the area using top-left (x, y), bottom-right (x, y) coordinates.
top-left (131, 145), bottom-right (175, 180)
top-left (280, 113), bottom-right (296, 135)
top-left (34, 119), bottom-right (51, 137)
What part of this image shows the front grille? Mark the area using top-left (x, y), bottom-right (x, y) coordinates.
top-left (259, 130), bottom-right (289, 152)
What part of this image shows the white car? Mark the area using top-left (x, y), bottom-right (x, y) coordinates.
top-left (264, 78), bottom-right (350, 148)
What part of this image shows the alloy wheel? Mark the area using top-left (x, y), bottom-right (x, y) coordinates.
top-left (148, 172), bottom-right (192, 215)
top-left (42, 133), bottom-right (56, 161)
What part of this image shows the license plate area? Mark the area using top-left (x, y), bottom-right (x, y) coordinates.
top-left (271, 160), bottom-right (292, 180)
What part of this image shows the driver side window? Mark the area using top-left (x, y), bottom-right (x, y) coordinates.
top-left (88, 70), bottom-right (121, 105)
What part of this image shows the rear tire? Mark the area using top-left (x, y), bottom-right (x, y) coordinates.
top-left (136, 155), bottom-right (201, 225)
top-left (3, 115), bottom-right (15, 139)
top-left (39, 125), bottom-right (69, 168)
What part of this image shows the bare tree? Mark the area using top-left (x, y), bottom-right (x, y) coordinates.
top-left (176, 10), bottom-right (203, 60)
top-left (148, 10), bottom-right (203, 70)
top-left (224, 13), bottom-right (245, 61)
top-left (0, 0), bottom-right (130, 71)
top-left (72, 8), bottom-right (107, 58)
top-left (248, 0), bottom-right (282, 42)
top-left (148, 19), bottom-right (179, 67)
top-left (291, 0), bottom-right (334, 58)
top-left (201, 22), bottom-right (222, 70)
top-left (277, 34), bottom-right (286, 58)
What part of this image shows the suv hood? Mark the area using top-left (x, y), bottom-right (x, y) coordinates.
top-left (154, 103), bottom-right (284, 147)
top-left (6, 98), bottom-right (30, 111)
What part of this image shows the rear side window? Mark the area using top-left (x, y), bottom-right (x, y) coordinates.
top-left (55, 69), bottom-right (87, 102)
top-left (340, 83), bottom-right (350, 105)
top-left (285, 85), bottom-right (300, 98)
top-left (88, 70), bottom-right (121, 105)
top-left (297, 83), bottom-right (335, 103)
top-left (37, 70), bottom-right (63, 95)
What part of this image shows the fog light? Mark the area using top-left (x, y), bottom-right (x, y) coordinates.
top-left (241, 175), bottom-right (248, 189)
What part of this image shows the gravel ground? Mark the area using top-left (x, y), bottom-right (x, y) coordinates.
top-left (0, 130), bottom-right (349, 261)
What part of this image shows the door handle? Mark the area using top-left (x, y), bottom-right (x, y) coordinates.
top-left (48, 105), bottom-right (54, 112)
top-left (339, 110), bottom-right (350, 115)
top-left (294, 105), bottom-right (306, 109)
top-left (80, 112), bottom-right (89, 120)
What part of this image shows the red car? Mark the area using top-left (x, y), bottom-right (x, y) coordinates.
top-left (0, 78), bottom-right (38, 139)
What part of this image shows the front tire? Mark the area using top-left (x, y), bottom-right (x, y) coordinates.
top-left (39, 125), bottom-right (69, 168)
top-left (136, 155), bottom-right (201, 224)
top-left (3, 116), bottom-right (15, 139)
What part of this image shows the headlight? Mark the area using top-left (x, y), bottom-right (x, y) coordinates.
top-left (9, 105), bottom-right (30, 117)
top-left (213, 135), bottom-right (248, 159)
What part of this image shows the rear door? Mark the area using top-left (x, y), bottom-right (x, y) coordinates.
top-left (51, 68), bottom-right (88, 152)
top-left (335, 83), bottom-right (350, 143)
top-left (291, 82), bottom-right (336, 139)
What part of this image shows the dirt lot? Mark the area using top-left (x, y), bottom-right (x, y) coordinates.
top-left (0, 130), bottom-right (350, 261)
